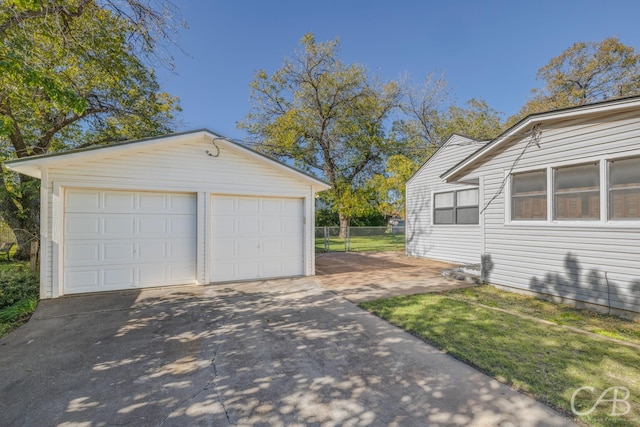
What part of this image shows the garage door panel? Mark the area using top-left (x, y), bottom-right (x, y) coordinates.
top-left (104, 192), bottom-right (136, 211)
top-left (65, 215), bottom-right (101, 239)
top-left (236, 260), bottom-right (260, 278)
top-left (65, 270), bottom-right (100, 292)
top-left (261, 239), bottom-right (283, 255)
top-left (211, 195), bottom-right (303, 282)
top-left (261, 260), bottom-right (284, 276)
top-left (282, 199), bottom-right (302, 214)
top-left (103, 243), bottom-right (135, 262)
top-left (66, 190), bottom-right (101, 212)
top-left (237, 198), bottom-right (260, 213)
top-left (261, 218), bottom-right (283, 234)
top-left (168, 193), bottom-right (198, 214)
top-left (168, 216), bottom-right (197, 236)
top-left (237, 239), bottom-right (261, 258)
top-left (64, 189), bottom-right (196, 294)
top-left (103, 217), bottom-right (136, 237)
top-left (237, 217), bottom-right (260, 235)
top-left (261, 199), bottom-right (283, 213)
top-left (64, 243), bottom-right (100, 265)
top-left (103, 267), bottom-right (135, 286)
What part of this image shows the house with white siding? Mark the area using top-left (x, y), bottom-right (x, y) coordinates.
top-left (407, 96), bottom-right (640, 317)
top-left (6, 129), bottom-right (330, 299)
top-left (406, 134), bottom-right (488, 265)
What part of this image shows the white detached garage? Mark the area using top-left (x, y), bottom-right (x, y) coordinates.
top-left (6, 130), bottom-right (329, 298)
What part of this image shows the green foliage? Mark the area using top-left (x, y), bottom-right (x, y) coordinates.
top-left (0, 0), bottom-right (182, 255)
top-left (0, 295), bottom-right (38, 322)
top-left (368, 154), bottom-right (424, 217)
top-left (435, 98), bottom-right (504, 141)
top-left (0, 264), bottom-right (38, 309)
top-left (240, 33), bottom-right (401, 225)
top-left (509, 37), bottom-right (640, 126)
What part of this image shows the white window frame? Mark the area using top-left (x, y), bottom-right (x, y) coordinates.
top-left (432, 187), bottom-right (480, 225)
top-left (505, 150), bottom-right (640, 227)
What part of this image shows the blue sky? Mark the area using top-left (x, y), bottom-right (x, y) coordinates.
top-left (158, 1), bottom-right (640, 140)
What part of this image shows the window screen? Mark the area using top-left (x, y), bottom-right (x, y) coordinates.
top-left (554, 163), bottom-right (600, 220)
top-left (609, 156), bottom-right (640, 219)
top-left (512, 170), bottom-right (547, 220)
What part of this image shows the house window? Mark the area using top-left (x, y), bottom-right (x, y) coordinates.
top-left (434, 189), bottom-right (479, 224)
top-left (609, 156), bottom-right (640, 219)
top-left (554, 162), bottom-right (600, 220)
top-left (512, 170), bottom-right (547, 220)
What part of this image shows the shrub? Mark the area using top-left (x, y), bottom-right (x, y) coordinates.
top-left (0, 265), bottom-right (39, 310)
top-left (0, 296), bottom-right (38, 322)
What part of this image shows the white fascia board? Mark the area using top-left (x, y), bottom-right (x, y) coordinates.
top-left (442, 96), bottom-right (640, 182)
top-left (405, 134), bottom-right (480, 186)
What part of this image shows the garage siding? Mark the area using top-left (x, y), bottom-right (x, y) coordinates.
top-left (40, 135), bottom-right (318, 298)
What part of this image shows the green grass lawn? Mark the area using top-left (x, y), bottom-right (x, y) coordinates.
top-left (315, 234), bottom-right (405, 252)
top-left (360, 286), bottom-right (640, 427)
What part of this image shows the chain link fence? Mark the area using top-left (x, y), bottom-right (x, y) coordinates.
top-left (315, 226), bottom-right (405, 252)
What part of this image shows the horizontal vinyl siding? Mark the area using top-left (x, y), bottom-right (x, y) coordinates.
top-left (476, 110), bottom-right (640, 314)
top-left (48, 142), bottom-right (310, 196)
top-left (406, 135), bottom-right (485, 265)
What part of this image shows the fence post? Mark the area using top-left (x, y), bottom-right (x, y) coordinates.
top-left (345, 225), bottom-right (351, 252)
top-left (323, 226), bottom-right (329, 252)
top-left (30, 240), bottom-right (39, 272)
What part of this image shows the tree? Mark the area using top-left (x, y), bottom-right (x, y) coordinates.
top-left (367, 154), bottom-right (424, 218)
top-left (240, 34), bottom-right (401, 235)
top-left (378, 84), bottom-right (503, 219)
top-left (509, 37), bottom-right (640, 125)
top-left (0, 0), bottom-right (183, 258)
top-left (434, 98), bottom-right (504, 141)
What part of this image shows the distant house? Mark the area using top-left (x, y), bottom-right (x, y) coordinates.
top-left (406, 96), bottom-right (640, 317)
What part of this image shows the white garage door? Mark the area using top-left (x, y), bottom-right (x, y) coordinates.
top-left (64, 189), bottom-right (197, 294)
top-left (211, 195), bottom-right (304, 282)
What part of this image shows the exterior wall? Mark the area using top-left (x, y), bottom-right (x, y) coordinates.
top-left (406, 135), bottom-right (487, 265)
top-left (40, 135), bottom-right (319, 298)
top-left (471, 109), bottom-right (640, 315)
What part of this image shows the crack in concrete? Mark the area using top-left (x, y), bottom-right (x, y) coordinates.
top-left (210, 344), bottom-right (234, 426)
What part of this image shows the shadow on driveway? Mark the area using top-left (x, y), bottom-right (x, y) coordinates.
top-left (0, 278), bottom-right (573, 426)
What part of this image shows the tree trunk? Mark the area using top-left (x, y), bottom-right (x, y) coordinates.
top-left (338, 213), bottom-right (349, 239)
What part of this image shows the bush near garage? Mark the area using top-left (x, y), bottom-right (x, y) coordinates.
top-left (0, 264), bottom-right (38, 310)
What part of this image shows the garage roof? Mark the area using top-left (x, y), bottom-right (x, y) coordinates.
top-left (5, 129), bottom-right (331, 190)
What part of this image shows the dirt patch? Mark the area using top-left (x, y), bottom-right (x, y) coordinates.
top-left (315, 251), bottom-right (476, 303)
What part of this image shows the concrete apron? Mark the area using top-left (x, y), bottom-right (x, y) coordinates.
top-left (0, 278), bottom-right (574, 426)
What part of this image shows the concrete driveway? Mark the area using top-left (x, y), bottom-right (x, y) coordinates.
top-left (0, 277), bottom-right (574, 426)
top-left (316, 251), bottom-right (474, 302)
